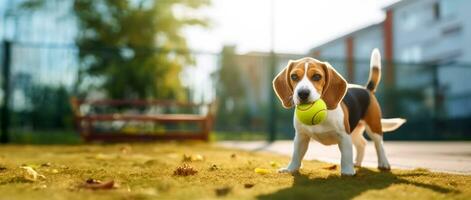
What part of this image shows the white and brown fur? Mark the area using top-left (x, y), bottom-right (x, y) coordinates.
top-left (273, 49), bottom-right (406, 175)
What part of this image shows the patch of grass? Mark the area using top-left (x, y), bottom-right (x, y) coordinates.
top-left (212, 131), bottom-right (268, 141)
top-left (8, 130), bottom-right (81, 144)
top-left (0, 142), bottom-right (469, 200)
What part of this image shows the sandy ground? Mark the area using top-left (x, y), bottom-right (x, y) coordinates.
top-left (219, 141), bottom-right (471, 174)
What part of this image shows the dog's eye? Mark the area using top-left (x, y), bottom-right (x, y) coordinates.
top-left (290, 74), bottom-right (299, 81)
top-left (312, 74), bottom-right (322, 81)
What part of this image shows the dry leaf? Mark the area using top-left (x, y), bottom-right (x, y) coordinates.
top-left (209, 164), bottom-right (219, 171)
top-left (173, 163), bottom-right (198, 176)
top-left (20, 166), bottom-right (46, 181)
top-left (244, 183), bottom-right (255, 189)
top-left (81, 178), bottom-right (115, 190)
top-left (323, 165), bottom-right (337, 170)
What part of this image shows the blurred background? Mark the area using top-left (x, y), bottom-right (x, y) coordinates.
top-left (0, 0), bottom-right (470, 144)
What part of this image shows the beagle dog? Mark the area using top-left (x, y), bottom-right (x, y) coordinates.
top-left (273, 49), bottom-right (406, 175)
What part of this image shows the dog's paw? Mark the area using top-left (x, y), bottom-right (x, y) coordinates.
top-left (341, 171), bottom-right (356, 176)
top-left (278, 167), bottom-right (299, 174)
top-left (378, 165), bottom-right (391, 171)
top-left (341, 167), bottom-right (356, 176)
top-left (378, 161), bottom-right (391, 171)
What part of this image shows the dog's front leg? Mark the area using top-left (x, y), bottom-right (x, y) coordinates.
top-left (279, 132), bottom-right (310, 174)
top-left (338, 133), bottom-right (356, 176)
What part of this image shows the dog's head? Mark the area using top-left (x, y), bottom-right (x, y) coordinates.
top-left (272, 57), bottom-right (347, 110)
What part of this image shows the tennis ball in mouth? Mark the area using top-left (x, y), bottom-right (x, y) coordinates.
top-left (295, 99), bottom-right (328, 125)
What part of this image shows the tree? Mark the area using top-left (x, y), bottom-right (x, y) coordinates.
top-left (22, 0), bottom-right (210, 100)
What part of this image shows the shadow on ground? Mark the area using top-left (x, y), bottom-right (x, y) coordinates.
top-left (257, 168), bottom-right (457, 200)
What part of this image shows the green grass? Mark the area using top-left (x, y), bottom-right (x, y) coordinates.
top-left (212, 131), bottom-right (268, 141)
top-left (7, 131), bottom-right (270, 144)
top-left (0, 142), bottom-right (470, 200)
top-left (9, 130), bottom-right (81, 144)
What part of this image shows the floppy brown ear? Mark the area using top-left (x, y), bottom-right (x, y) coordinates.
top-left (272, 61), bottom-right (295, 109)
top-left (322, 62), bottom-right (347, 110)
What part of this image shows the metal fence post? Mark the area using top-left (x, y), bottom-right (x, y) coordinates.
top-left (267, 0), bottom-right (276, 142)
top-left (1, 40), bottom-right (11, 143)
top-left (268, 52), bottom-right (277, 142)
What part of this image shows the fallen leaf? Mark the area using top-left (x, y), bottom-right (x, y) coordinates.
top-left (215, 186), bottom-right (232, 197)
top-left (209, 164), bottom-right (219, 171)
top-left (86, 178), bottom-right (101, 184)
top-left (244, 183), bottom-right (255, 189)
top-left (81, 179), bottom-right (115, 190)
top-left (173, 163), bottom-right (198, 176)
top-left (20, 166), bottom-right (46, 182)
top-left (323, 165), bottom-right (337, 170)
top-left (254, 168), bottom-right (271, 175)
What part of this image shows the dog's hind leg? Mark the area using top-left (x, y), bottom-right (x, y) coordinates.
top-left (351, 122), bottom-right (367, 167)
top-left (365, 127), bottom-right (391, 171)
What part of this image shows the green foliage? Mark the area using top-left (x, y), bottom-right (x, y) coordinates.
top-left (22, 0), bottom-right (210, 100)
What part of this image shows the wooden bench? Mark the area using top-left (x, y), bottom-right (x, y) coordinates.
top-left (70, 98), bottom-right (214, 142)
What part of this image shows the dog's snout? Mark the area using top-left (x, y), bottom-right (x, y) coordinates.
top-left (297, 89), bottom-right (310, 101)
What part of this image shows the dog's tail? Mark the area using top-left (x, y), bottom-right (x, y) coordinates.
top-left (366, 48), bottom-right (381, 93)
top-left (381, 118), bottom-right (406, 132)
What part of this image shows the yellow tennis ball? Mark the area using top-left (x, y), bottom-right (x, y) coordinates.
top-left (295, 99), bottom-right (328, 125)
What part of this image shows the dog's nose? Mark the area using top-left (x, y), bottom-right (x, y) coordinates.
top-left (297, 89), bottom-right (310, 101)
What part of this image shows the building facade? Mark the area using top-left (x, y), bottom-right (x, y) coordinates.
top-left (309, 0), bottom-right (471, 118)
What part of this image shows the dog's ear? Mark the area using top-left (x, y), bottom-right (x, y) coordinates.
top-left (272, 60), bottom-right (295, 109)
top-left (321, 62), bottom-right (347, 110)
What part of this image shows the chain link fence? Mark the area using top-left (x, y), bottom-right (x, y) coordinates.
top-left (1, 41), bottom-right (470, 143)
